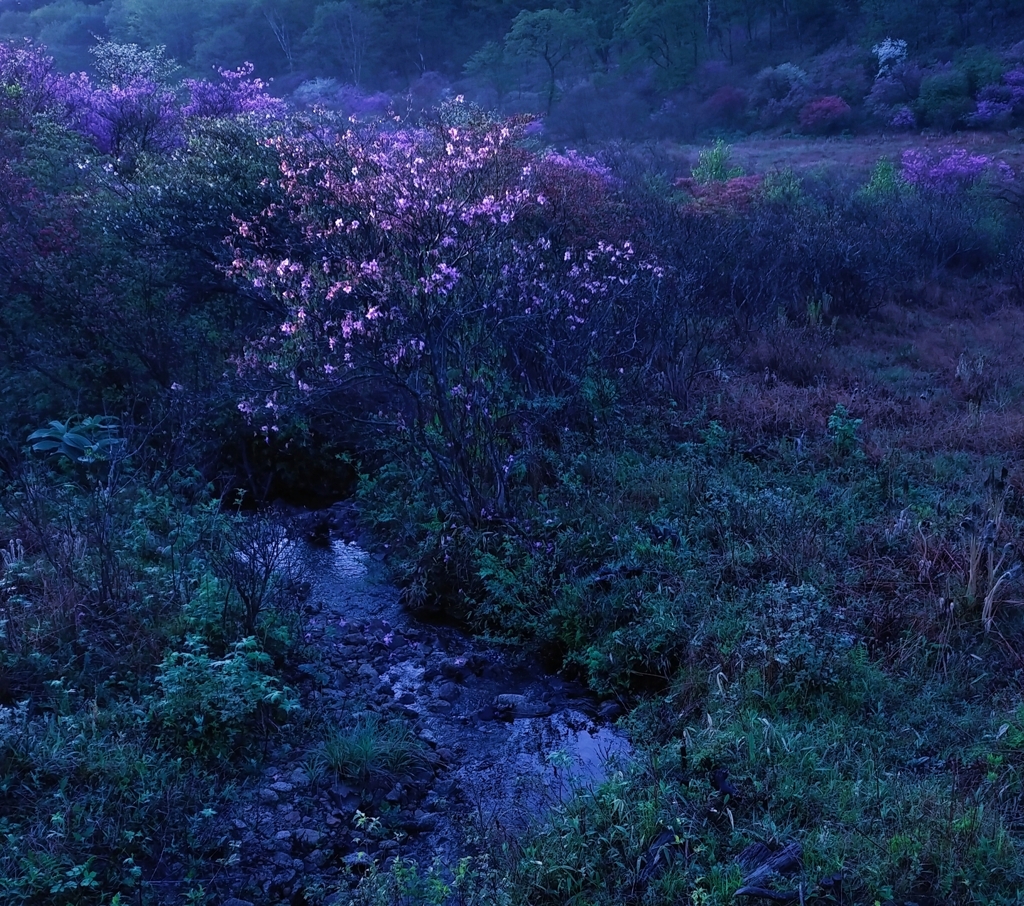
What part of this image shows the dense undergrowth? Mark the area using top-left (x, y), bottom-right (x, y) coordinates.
top-left (352, 305), bottom-right (1024, 905)
top-left (6, 36), bottom-right (1024, 906)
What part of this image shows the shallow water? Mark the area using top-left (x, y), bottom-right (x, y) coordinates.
top-left (291, 535), bottom-right (630, 846)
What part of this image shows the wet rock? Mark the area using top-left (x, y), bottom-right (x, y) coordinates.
top-left (493, 693), bottom-right (553, 719)
top-left (598, 700), bottom-right (623, 721)
top-left (437, 681), bottom-right (461, 702)
top-left (343, 851), bottom-right (374, 871)
top-left (439, 658), bottom-right (469, 681)
top-left (259, 788), bottom-right (280, 805)
top-left (272, 868), bottom-right (298, 889)
top-left (271, 781), bottom-right (295, 794)
top-left (357, 664), bottom-right (379, 682)
top-left (294, 828), bottom-right (322, 847)
top-left (306, 849), bottom-right (329, 869)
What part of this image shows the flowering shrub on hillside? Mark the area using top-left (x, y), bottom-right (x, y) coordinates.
top-left (901, 148), bottom-right (1013, 192)
top-left (183, 63), bottom-right (285, 119)
top-left (0, 39), bottom-right (283, 164)
top-left (969, 68), bottom-right (1024, 128)
top-left (798, 95), bottom-right (852, 133)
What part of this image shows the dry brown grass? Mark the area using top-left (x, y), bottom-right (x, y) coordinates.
top-left (712, 298), bottom-right (1024, 472)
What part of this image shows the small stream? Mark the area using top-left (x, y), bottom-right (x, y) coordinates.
top-left (226, 509), bottom-right (630, 901)
top-left (294, 532), bottom-right (630, 853)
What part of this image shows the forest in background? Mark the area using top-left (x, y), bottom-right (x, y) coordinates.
top-left (7, 0), bottom-right (1024, 139)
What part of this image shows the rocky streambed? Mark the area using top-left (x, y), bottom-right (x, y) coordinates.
top-left (221, 505), bottom-right (630, 903)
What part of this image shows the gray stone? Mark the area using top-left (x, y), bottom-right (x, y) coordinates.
top-left (357, 664), bottom-right (379, 682)
top-left (258, 788), bottom-right (280, 805)
top-left (437, 681), bottom-right (461, 702)
top-left (271, 868), bottom-right (297, 887)
top-left (493, 693), bottom-right (553, 718)
top-left (270, 781), bottom-right (294, 794)
top-left (294, 828), bottom-right (321, 846)
top-left (343, 851), bottom-right (374, 869)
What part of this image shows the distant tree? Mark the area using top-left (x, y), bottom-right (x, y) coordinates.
top-left (620, 0), bottom-right (704, 87)
top-left (463, 41), bottom-right (516, 106)
top-left (302, 1), bottom-right (381, 87)
top-left (505, 8), bottom-right (595, 113)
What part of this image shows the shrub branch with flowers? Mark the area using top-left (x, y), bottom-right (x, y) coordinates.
top-left (231, 106), bottom-right (665, 526)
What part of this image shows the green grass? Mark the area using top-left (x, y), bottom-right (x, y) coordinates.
top-left (313, 714), bottom-right (433, 788)
top-left (348, 301), bottom-right (1024, 905)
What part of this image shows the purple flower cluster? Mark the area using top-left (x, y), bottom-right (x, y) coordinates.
top-left (182, 64), bottom-right (285, 119)
top-left (969, 68), bottom-right (1024, 127)
top-left (1, 39), bottom-right (284, 163)
top-left (541, 149), bottom-right (611, 181)
top-left (900, 147), bottom-right (1014, 192)
top-left (889, 106), bottom-right (916, 129)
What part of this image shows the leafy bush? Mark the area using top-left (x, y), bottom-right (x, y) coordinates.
top-left (798, 95), bottom-right (851, 134)
top-left (690, 139), bottom-right (744, 184)
top-left (742, 583), bottom-right (860, 703)
top-left (916, 68), bottom-right (972, 129)
top-left (700, 85), bottom-right (748, 129)
top-left (153, 636), bottom-right (298, 758)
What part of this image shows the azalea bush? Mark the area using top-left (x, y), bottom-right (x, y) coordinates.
top-left (231, 107), bottom-right (666, 525)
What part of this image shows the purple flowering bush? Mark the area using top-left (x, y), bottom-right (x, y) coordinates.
top-left (230, 114), bottom-right (664, 525)
top-left (970, 67), bottom-right (1024, 128)
top-left (183, 63), bottom-right (286, 119)
top-left (901, 148), bottom-right (1014, 192)
top-left (798, 95), bottom-right (852, 134)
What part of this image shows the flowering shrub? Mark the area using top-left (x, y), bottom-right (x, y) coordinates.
top-left (889, 105), bottom-right (916, 128)
top-left (872, 37), bottom-right (908, 77)
top-left (231, 113), bottom-right (664, 522)
top-left (798, 95), bottom-right (852, 134)
top-left (969, 68), bottom-right (1024, 128)
top-left (182, 63), bottom-right (285, 119)
top-left (900, 147), bottom-right (1014, 192)
top-left (0, 39), bottom-right (72, 126)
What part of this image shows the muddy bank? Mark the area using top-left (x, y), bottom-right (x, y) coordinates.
top-left (222, 505), bottom-right (629, 903)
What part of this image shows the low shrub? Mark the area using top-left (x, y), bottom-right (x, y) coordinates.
top-left (798, 95), bottom-right (852, 133)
